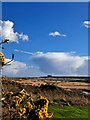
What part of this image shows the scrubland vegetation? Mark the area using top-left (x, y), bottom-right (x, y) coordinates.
top-left (0, 77), bottom-right (89, 120)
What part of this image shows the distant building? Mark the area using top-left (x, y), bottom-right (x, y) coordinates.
top-left (47, 75), bottom-right (53, 78)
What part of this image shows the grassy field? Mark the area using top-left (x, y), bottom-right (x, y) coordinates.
top-left (49, 105), bottom-right (89, 119)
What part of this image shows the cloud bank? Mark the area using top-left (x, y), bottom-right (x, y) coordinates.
top-left (31, 52), bottom-right (88, 76)
top-left (2, 59), bottom-right (27, 75)
top-left (0, 20), bottom-right (29, 43)
top-left (49, 31), bottom-right (66, 37)
top-left (2, 59), bottom-right (44, 77)
top-left (2, 52), bottom-right (88, 77)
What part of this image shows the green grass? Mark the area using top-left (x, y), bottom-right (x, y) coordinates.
top-left (49, 105), bottom-right (89, 119)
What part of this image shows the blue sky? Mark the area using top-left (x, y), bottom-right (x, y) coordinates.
top-left (2, 2), bottom-right (88, 56)
top-left (2, 0), bottom-right (90, 2)
top-left (1, 2), bottom-right (89, 77)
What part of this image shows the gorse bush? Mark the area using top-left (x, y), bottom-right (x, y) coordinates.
top-left (2, 89), bottom-right (53, 120)
top-left (0, 52), bottom-right (6, 66)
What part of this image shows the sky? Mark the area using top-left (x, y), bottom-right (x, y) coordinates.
top-left (0, 2), bottom-right (89, 77)
top-left (2, 0), bottom-right (90, 2)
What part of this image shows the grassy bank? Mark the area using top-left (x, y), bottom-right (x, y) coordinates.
top-left (49, 105), bottom-right (89, 119)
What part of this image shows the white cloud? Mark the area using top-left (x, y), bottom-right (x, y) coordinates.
top-left (2, 60), bottom-right (27, 75)
top-left (0, 20), bottom-right (29, 43)
top-left (31, 52), bottom-right (88, 76)
top-left (18, 33), bottom-right (29, 41)
top-left (77, 58), bottom-right (88, 75)
top-left (1, 52), bottom-right (89, 77)
top-left (83, 21), bottom-right (90, 28)
top-left (2, 59), bottom-right (44, 77)
top-left (14, 49), bottom-right (33, 55)
top-left (49, 31), bottom-right (66, 37)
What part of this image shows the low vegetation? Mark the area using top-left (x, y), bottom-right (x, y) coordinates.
top-left (1, 89), bottom-right (53, 120)
top-left (0, 77), bottom-right (90, 120)
top-left (49, 104), bottom-right (88, 118)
